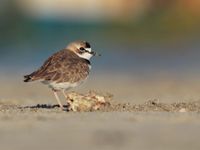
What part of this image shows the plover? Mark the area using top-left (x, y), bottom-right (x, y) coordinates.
top-left (24, 40), bottom-right (99, 110)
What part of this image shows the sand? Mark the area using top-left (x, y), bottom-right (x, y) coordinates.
top-left (1, 98), bottom-right (200, 113)
top-left (0, 97), bottom-right (200, 150)
top-left (1, 76), bottom-right (200, 150)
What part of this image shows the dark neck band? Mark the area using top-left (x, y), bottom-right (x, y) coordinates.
top-left (84, 59), bottom-right (91, 65)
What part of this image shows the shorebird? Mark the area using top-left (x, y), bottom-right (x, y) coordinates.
top-left (24, 40), bottom-right (99, 110)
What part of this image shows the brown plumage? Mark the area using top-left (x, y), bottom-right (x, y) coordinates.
top-left (24, 49), bottom-right (90, 83)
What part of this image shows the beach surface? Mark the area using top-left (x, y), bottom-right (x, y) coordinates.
top-left (1, 75), bottom-right (200, 150)
top-left (0, 98), bottom-right (200, 150)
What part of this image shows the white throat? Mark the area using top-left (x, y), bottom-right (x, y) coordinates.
top-left (77, 52), bottom-right (93, 60)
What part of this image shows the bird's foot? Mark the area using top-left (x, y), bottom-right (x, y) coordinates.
top-left (65, 100), bottom-right (78, 112)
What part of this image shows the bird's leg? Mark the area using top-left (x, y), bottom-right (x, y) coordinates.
top-left (62, 90), bottom-right (70, 104)
top-left (53, 90), bottom-right (64, 110)
top-left (62, 90), bottom-right (68, 99)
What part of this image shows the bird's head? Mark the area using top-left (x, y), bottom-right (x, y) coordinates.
top-left (66, 40), bottom-right (100, 60)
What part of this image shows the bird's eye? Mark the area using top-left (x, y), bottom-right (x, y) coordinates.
top-left (80, 47), bottom-right (85, 51)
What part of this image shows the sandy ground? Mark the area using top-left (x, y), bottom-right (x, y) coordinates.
top-left (1, 76), bottom-right (200, 150)
top-left (0, 111), bottom-right (200, 150)
top-left (0, 98), bottom-right (200, 150)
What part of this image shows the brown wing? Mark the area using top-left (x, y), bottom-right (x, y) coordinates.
top-left (55, 58), bottom-right (90, 83)
top-left (24, 49), bottom-right (89, 83)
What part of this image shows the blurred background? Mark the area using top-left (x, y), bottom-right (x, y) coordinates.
top-left (1, 0), bottom-right (200, 104)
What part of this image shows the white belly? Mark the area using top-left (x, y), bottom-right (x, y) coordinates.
top-left (42, 80), bottom-right (85, 91)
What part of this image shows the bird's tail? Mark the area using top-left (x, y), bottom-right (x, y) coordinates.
top-left (24, 70), bottom-right (43, 82)
top-left (24, 74), bottom-right (33, 82)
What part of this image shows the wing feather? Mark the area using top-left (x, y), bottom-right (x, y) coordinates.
top-left (24, 49), bottom-right (90, 83)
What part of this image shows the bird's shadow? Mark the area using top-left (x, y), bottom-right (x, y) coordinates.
top-left (19, 104), bottom-right (69, 111)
